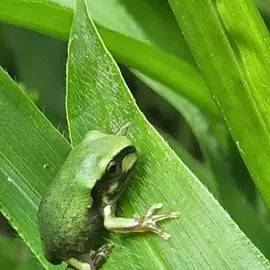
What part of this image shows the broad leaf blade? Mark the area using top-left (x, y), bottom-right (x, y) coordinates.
top-left (168, 0), bottom-right (270, 210)
top-left (0, 0), bottom-right (219, 119)
top-left (87, 0), bottom-right (194, 62)
top-left (66, 0), bottom-right (269, 268)
top-left (0, 67), bottom-right (70, 269)
top-left (134, 71), bottom-right (270, 259)
top-left (0, 0), bottom-right (73, 39)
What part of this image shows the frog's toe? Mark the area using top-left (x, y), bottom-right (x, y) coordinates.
top-left (91, 243), bottom-right (115, 269)
top-left (140, 204), bottom-right (181, 240)
top-left (148, 223), bottom-right (172, 240)
top-left (146, 203), bottom-right (163, 217)
top-left (151, 211), bottom-right (181, 222)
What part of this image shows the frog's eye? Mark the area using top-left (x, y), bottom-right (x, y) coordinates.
top-left (107, 160), bottom-right (121, 177)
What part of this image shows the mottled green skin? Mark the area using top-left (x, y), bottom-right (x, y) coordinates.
top-left (37, 131), bottom-right (134, 264)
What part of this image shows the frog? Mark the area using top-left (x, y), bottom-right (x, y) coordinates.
top-left (37, 127), bottom-right (180, 270)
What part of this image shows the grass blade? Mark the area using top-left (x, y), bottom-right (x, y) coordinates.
top-left (65, 0), bottom-right (269, 268)
top-left (0, 67), bottom-right (69, 269)
top-left (0, 0), bottom-right (219, 119)
top-left (169, 0), bottom-right (270, 210)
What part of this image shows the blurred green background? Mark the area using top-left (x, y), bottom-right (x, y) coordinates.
top-left (0, 0), bottom-right (270, 268)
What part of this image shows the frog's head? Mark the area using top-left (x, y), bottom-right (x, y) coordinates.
top-left (88, 131), bottom-right (138, 206)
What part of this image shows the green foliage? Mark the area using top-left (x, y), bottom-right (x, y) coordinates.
top-left (169, 0), bottom-right (270, 210)
top-left (0, 0), bottom-right (270, 269)
top-left (0, 234), bottom-right (43, 270)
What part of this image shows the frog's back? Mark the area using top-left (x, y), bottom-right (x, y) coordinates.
top-left (38, 131), bottom-right (133, 263)
top-left (38, 136), bottom-right (101, 263)
top-left (38, 184), bottom-right (102, 263)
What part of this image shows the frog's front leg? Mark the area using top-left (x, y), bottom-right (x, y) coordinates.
top-left (104, 203), bottom-right (180, 240)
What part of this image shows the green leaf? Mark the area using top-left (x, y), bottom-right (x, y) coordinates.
top-left (0, 0), bottom-right (219, 119)
top-left (97, 26), bottom-right (218, 120)
top-left (132, 72), bottom-right (221, 200)
top-left (1, 23), bottom-right (67, 126)
top-left (87, 0), bottom-right (194, 62)
top-left (65, 0), bottom-right (270, 268)
top-left (1, 0), bottom-right (270, 269)
top-left (156, 128), bottom-right (218, 199)
top-left (87, 0), bottom-right (270, 259)
top-left (168, 0), bottom-right (270, 210)
top-left (0, 67), bottom-right (70, 269)
top-left (0, 0), bottom-right (73, 39)
top-left (134, 71), bottom-right (270, 259)
top-left (0, 234), bottom-right (43, 270)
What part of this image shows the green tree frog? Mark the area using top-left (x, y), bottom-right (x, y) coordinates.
top-left (38, 129), bottom-right (180, 270)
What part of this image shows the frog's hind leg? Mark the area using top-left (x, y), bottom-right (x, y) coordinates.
top-left (90, 243), bottom-right (114, 269)
top-left (66, 257), bottom-right (94, 270)
top-left (66, 243), bottom-right (114, 270)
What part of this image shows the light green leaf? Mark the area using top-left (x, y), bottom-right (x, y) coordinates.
top-left (168, 0), bottom-right (270, 209)
top-left (0, 67), bottom-right (70, 269)
top-left (0, 0), bottom-right (219, 119)
top-left (65, 0), bottom-right (270, 268)
top-left (157, 128), bottom-right (218, 198)
top-left (87, 0), bottom-right (194, 62)
top-left (134, 71), bottom-right (270, 259)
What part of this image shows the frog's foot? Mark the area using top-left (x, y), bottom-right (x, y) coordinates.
top-left (104, 203), bottom-right (180, 240)
top-left (66, 258), bottom-right (93, 270)
top-left (91, 243), bottom-right (114, 269)
top-left (66, 243), bottom-right (114, 270)
top-left (136, 203), bottom-right (181, 240)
